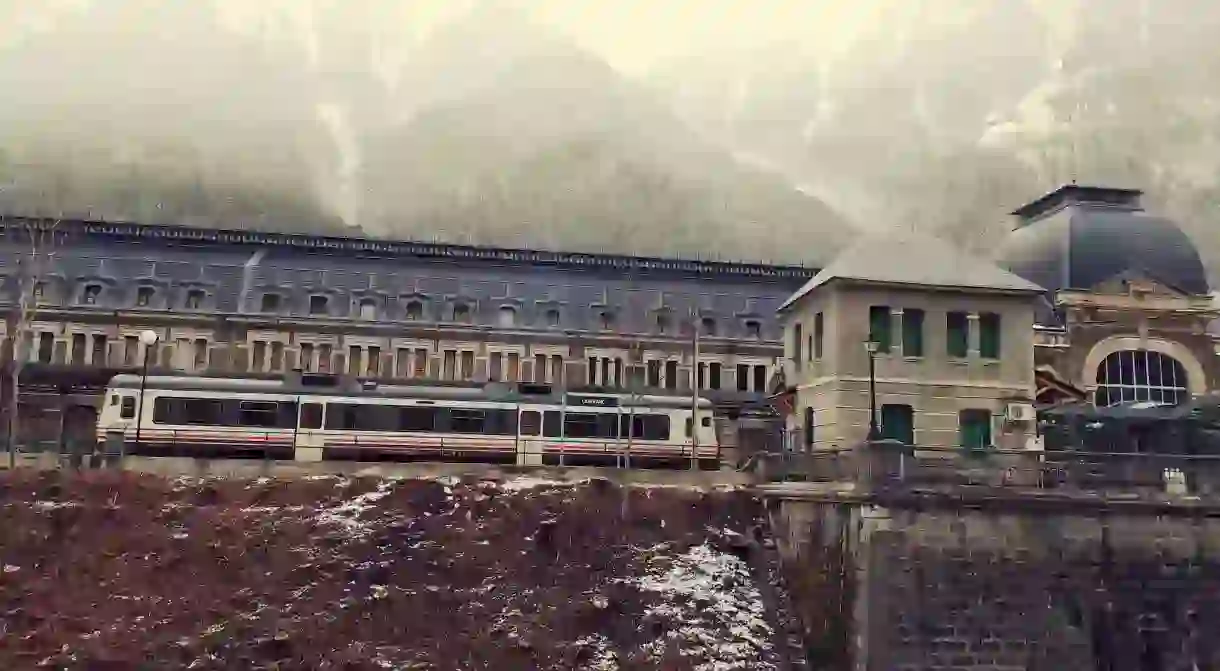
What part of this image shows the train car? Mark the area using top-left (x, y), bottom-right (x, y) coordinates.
top-left (96, 373), bottom-right (721, 470)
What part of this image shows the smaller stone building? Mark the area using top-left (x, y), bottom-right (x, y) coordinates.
top-left (776, 232), bottom-right (1044, 450)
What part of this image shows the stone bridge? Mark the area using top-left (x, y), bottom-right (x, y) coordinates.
top-left (758, 442), bottom-right (1220, 670)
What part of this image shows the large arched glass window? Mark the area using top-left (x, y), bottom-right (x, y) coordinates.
top-left (1095, 350), bottom-right (1189, 406)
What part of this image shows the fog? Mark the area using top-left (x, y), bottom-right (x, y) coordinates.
top-left (3, 1), bottom-right (1220, 269)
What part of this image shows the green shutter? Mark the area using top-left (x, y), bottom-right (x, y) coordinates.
top-left (814, 312), bottom-right (823, 359)
top-left (880, 404), bottom-right (914, 444)
top-left (979, 313), bottom-right (1001, 359)
top-left (959, 410), bottom-right (992, 449)
top-left (946, 312), bottom-right (969, 358)
top-left (869, 306), bottom-right (891, 353)
top-left (901, 309), bottom-right (924, 357)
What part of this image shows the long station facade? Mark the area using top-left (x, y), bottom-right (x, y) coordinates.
top-left (0, 218), bottom-right (809, 457)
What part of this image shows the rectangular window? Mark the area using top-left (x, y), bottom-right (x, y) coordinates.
top-left (665, 360), bottom-right (678, 390)
top-left (736, 364), bottom-right (749, 391)
top-left (120, 396), bottom-right (135, 419)
top-left (901, 309), bottom-right (925, 357)
top-left (648, 360), bottom-right (662, 388)
top-left (520, 410), bottom-right (542, 437)
top-left (442, 350), bottom-right (456, 380)
top-left (70, 334), bottom-right (86, 364)
top-left (868, 306), bottom-right (892, 353)
top-left (91, 334), bottom-right (108, 366)
top-left (709, 362), bottom-right (721, 390)
top-left (124, 336), bottom-right (138, 366)
top-left (299, 403), bottom-right (323, 430)
top-left (551, 355), bottom-right (564, 386)
top-left (814, 312), bottom-right (823, 359)
top-left (396, 348), bottom-right (410, 378)
top-left (367, 346), bottom-right (381, 377)
top-left (194, 339), bottom-right (208, 371)
top-left (946, 312), bottom-right (969, 358)
top-left (459, 351), bottom-right (474, 380)
top-left (348, 345), bottom-right (362, 376)
top-left (792, 323), bottom-right (803, 370)
top-left (804, 406), bottom-right (814, 449)
top-left (534, 354), bottom-right (548, 383)
top-left (318, 344), bottom-right (333, 373)
top-left (959, 409), bottom-right (992, 449)
top-left (753, 365), bottom-right (767, 393)
top-left (507, 352), bottom-right (520, 382)
top-left (979, 312), bottom-right (1001, 359)
top-left (251, 341), bottom-right (267, 372)
top-left (37, 332), bottom-right (53, 364)
top-left (490, 352), bottom-right (503, 382)
top-left (415, 348), bottom-right (429, 378)
top-left (300, 343), bottom-right (315, 373)
top-left (880, 404), bottom-right (914, 444)
top-left (697, 362), bottom-right (706, 390)
top-left (270, 342), bottom-right (285, 373)
top-left (399, 407), bottom-right (436, 432)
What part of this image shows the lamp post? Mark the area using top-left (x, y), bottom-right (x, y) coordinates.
top-left (865, 340), bottom-right (881, 441)
top-left (132, 329), bottom-right (158, 455)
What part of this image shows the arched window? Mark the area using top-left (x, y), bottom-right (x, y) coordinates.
top-left (405, 300), bottom-right (424, 320)
top-left (1095, 349), bottom-right (1190, 406)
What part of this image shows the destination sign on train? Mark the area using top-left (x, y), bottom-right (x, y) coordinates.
top-left (566, 395), bottom-right (620, 407)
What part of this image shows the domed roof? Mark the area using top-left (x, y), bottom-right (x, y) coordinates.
top-left (997, 185), bottom-right (1209, 297)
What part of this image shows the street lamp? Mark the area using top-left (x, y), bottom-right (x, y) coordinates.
top-left (865, 340), bottom-right (881, 441)
top-left (132, 329), bottom-right (158, 454)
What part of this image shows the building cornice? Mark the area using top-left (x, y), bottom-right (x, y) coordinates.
top-left (1, 216), bottom-right (817, 282)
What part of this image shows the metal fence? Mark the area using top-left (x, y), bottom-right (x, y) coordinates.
top-left (756, 444), bottom-right (1220, 498)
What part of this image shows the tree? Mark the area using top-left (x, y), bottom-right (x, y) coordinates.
top-left (0, 217), bottom-right (64, 466)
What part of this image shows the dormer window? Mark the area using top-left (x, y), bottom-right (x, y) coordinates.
top-left (184, 289), bottom-right (205, 310)
top-left (309, 295), bottom-right (329, 316)
top-left (453, 303), bottom-right (472, 324)
top-left (405, 300), bottom-right (424, 321)
top-left (358, 298), bottom-right (378, 320)
top-left (544, 308), bottom-right (561, 327)
top-left (136, 286), bottom-right (155, 308)
top-left (597, 310), bottom-right (615, 331)
top-left (655, 313), bottom-right (670, 335)
top-left (744, 320), bottom-right (761, 339)
top-left (497, 305), bottom-right (517, 328)
top-left (701, 317), bottom-right (717, 337)
top-left (260, 293), bottom-right (281, 313)
top-left (81, 284), bottom-right (101, 305)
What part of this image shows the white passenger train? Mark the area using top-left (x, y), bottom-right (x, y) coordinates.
top-left (97, 373), bottom-right (721, 470)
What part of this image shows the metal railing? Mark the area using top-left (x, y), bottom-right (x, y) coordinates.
top-left (756, 443), bottom-right (1220, 498)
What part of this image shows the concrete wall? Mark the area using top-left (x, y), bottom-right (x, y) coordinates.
top-left (771, 494), bottom-right (1220, 670)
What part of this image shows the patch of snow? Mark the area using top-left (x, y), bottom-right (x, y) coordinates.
top-left (573, 634), bottom-right (619, 671)
top-left (31, 500), bottom-right (79, 510)
top-left (498, 477), bottom-right (569, 492)
top-left (625, 543), bottom-right (774, 671)
top-left (312, 479), bottom-right (397, 538)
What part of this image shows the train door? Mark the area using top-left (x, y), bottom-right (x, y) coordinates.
top-left (295, 400), bottom-right (325, 462)
top-left (517, 407), bottom-right (544, 466)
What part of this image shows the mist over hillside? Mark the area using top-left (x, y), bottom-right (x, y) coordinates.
top-left (8, 1), bottom-right (1220, 272)
top-left (0, 1), bottom-right (852, 264)
top-left (648, 0), bottom-right (1220, 277)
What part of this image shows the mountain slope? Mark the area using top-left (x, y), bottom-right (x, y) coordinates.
top-left (359, 6), bottom-right (853, 263)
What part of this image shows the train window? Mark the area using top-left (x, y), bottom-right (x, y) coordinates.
top-left (619, 414), bottom-right (671, 441)
top-left (485, 409), bottom-right (518, 436)
top-left (543, 411), bottom-right (562, 437)
top-left (239, 401), bottom-right (280, 428)
top-left (300, 403), bottom-right (323, 430)
top-left (702, 416), bottom-right (712, 427)
top-left (326, 404), bottom-right (365, 430)
top-left (521, 411), bottom-right (542, 436)
top-left (109, 394), bottom-right (118, 406)
top-left (685, 418), bottom-right (692, 437)
top-left (564, 412), bottom-right (618, 439)
top-left (450, 408), bottom-right (485, 434)
top-left (398, 406), bottom-right (436, 432)
top-left (153, 397), bottom-right (223, 425)
top-left (120, 396), bottom-right (135, 419)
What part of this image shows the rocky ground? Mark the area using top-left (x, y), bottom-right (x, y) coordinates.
top-left (0, 470), bottom-right (784, 670)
